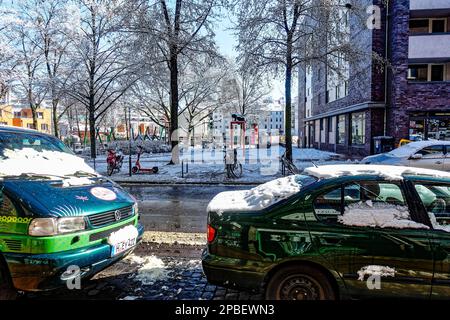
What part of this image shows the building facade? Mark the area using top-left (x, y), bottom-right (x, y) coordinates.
top-left (298, 0), bottom-right (450, 157)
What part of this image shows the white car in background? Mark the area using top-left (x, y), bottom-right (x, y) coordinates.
top-left (362, 140), bottom-right (450, 171)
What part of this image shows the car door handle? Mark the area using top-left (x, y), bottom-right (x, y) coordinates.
top-left (436, 161), bottom-right (443, 164)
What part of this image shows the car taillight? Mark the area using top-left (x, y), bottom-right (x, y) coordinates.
top-left (207, 224), bottom-right (216, 243)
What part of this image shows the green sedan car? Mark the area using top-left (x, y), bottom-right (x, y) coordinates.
top-left (202, 164), bottom-right (450, 300)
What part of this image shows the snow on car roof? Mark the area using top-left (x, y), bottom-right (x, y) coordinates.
top-left (388, 140), bottom-right (450, 157)
top-left (207, 175), bottom-right (301, 213)
top-left (303, 164), bottom-right (450, 180)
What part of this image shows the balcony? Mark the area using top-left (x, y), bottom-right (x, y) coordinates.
top-left (409, 34), bottom-right (450, 62)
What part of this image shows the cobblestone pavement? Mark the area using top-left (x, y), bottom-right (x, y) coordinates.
top-left (24, 242), bottom-right (264, 301)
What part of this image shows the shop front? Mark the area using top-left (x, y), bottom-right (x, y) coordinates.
top-left (409, 112), bottom-right (450, 141)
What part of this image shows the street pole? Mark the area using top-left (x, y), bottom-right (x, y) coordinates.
top-left (128, 106), bottom-right (132, 176)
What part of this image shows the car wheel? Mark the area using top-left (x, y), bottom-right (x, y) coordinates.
top-left (0, 258), bottom-right (17, 300)
top-left (265, 265), bottom-right (336, 300)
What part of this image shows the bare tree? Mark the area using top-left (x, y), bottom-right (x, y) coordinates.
top-left (31, 0), bottom-right (72, 137)
top-left (232, 0), bottom-right (361, 160)
top-left (179, 62), bottom-right (227, 146)
top-left (126, 0), bottom-right (224, 164)
top-left (66, 0), bottom-right (138, 158)
top-left (221, 59), bottom-right (269, 120)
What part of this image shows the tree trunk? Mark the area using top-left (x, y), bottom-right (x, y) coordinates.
top-left (285, 61), bottom-right (293, 161)
top-left (52, 98), bottom-right (59, 138)
top-left (83, 110), bottom-right (88, 146)
top-left (89, 109), bottom-right (96, 158)
top-left (169, 53), bottom-right (179, 164)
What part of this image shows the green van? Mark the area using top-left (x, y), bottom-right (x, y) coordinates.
top-left (0, 126), bottom-right (143, 299)
top-left (202, 164), bottom-right (450, 300)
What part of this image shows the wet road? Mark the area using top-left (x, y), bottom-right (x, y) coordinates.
top-left (123, 184), bottom-right (254, 233)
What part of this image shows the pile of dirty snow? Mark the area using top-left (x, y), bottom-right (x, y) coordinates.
top-left (0, 148), bottom-right (98, 184)
top-left (207, 175), bottom-right (300, 213)
top-left (304, 164), bottom-right (450, 181)
top-left (338, 201), bottom-right (429, 229)
top-left (127, 255), bottom-right (168, 285)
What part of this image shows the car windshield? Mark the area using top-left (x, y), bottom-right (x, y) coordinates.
top-left (0, 131), bottom-right (96, 179)
top-left (0, 131), bottom-right (73, 156)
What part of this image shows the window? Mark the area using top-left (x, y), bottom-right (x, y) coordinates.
top-left (409, 19), bottom-right (429, 34)
top-left (335, 85), bottom-right (340, 100)
top-left (313, 187), bottom-right (342, 223)
top-left (337, 115), bottom-right (346, 145)
top-left (431, 19), bottom-right (446, 33)
top-left (431, 65), bottom-right (444, 81)
top-left (351, 112), bottom-right (365, 145)
top-left (313, 182), bottom-right (408, 225)
top-left (37, 112), bottom-right (44, 119)
top-left (41, 124), bottom-right (49, 131)
top-left (416, 145), bottom-right (445, 158)
top-left (327, 117), bottom-right (333, 133)
top-left (415, 184), bottom-right (450, 231)
top-left (27, 123), bottom-right (34, 129)
top-left (408, 65), bottom-right (428, 81)
top-left (0, 131), bottom-right (73, 157)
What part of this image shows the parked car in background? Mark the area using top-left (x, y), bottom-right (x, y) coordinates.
top-left (362, 140), bottom-right (450, 171)
top-left (0, 126), bottom-right (143, 299)
top-left (202, 164), bottom-right (450, 300)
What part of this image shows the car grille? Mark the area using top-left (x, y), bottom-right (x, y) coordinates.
top-left (89, 222), bottom-right (134, 242)
top-left (4, 239), bottom-right (22, 251)
top-left (88, 206), bottom-right (134, 228)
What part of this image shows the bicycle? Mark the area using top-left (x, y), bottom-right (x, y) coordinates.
top-left (280, 152), bottom-right (300, 175)
top-left (224, 148), bottom-right (243, 179)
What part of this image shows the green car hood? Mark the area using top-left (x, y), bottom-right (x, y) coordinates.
top-left (2, 178), bottom-right (134, 218)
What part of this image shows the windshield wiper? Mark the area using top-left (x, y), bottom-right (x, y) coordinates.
top-left (1, 173), bottom-right (66, 180)
top-left (68, 171), bottom-right (99, 178)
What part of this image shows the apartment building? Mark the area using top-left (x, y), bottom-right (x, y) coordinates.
top-left (298, 0), bottom-right (450, 156)
top-left (0, 105), bottom-right (52, 134)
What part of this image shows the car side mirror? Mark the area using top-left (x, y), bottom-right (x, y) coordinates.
top-left (411, 153), bottom-right (423, 160)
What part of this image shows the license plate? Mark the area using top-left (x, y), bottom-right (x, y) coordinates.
top-left (108, 225), bottom-right (138, 257)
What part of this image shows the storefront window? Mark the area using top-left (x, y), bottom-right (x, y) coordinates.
top-left (409, 120), bottom-right (425, 141)
top-left (351, 112), bottom-right (365, 145)
top-left (428, 118), bottom-right (450, 141)
top-left (409, 113), bottom-right (450, 141)
top-left (337, 115), bottom-right (346, 145)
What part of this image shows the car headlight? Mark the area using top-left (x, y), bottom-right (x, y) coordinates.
top-left (133, 202), bottom-right (139, 216)
top-left (29, 217), bottom-right (86, 236)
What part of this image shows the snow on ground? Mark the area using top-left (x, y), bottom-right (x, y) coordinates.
top-left (207, 175), bottom-right (300, 213)
top-left (127, 255), bottom-right (168, 286)
top-left (304, 164), bottom-right (450, 181)
top-left (357, 265), bottom-right (396, 281)
top-left (339, 201), bottom-right (429, 229)
top-left (85, 147), bottom-right (345, 184)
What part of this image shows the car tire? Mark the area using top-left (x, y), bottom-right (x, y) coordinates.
top-left (0, 258), bottom-right (17, 300)
top-left (265, 264), bottom-right (336, 300)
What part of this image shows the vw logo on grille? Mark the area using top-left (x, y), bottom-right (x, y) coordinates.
top-left (114, 210), bottom-right (121, 221)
